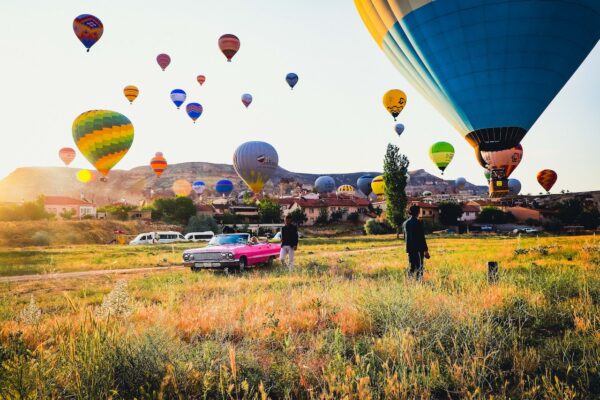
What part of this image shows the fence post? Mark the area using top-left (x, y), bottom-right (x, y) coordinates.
top-left (488, 261), bottom-right (499, 283)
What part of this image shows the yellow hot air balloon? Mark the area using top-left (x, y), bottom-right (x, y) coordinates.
top-left (76, 169), bottom-right (94, 183)
top-left (383, 89), bottom-right (407, 121)
top-left (371, 175), bottom-right (385, 197)
top-left (123, 85), bottom-right (139, 104)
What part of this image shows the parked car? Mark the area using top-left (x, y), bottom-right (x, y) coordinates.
top-left (523, 227), bottom-right (539, 234)
top-left (481, 225), bottom-right (494, 232)
top-left (129, 231), bottom-right (186, 245)
top-left (182, 233), bottom-right (281, 272)
top-left (184, 231), bottom-right (215, 242)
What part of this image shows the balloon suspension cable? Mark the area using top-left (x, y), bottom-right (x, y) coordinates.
top-left (86, 49), bottom-right (90, 53)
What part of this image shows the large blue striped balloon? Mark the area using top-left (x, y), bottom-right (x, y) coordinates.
top-left (215, 179), bottom-right (234, 196)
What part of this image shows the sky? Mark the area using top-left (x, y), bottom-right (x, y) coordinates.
top-left (0, 0), bottom-right (598, 194)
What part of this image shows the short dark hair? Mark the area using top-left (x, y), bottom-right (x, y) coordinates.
top-left (409, 205), bottom-right (420, 216)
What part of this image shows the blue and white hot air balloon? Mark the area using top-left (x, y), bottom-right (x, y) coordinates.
top-left (170, 89), bottom-right (187, 109)
top-left (192, 180), bottom-right (206, 195)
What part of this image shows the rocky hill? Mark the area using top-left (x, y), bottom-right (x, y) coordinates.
top-left (0, 163), bottom-right (487, 204)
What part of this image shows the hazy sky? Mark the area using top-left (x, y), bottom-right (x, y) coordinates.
top-left (0, 0), bottom-right (598, 194)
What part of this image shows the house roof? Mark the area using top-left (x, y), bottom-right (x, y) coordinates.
top-left (44, 196), bottom-right (95, 206)
top-left (411, 201), bottom-right (438, 209)
top-left (462, 204), bottom-right (481, 213)
top-left (294, 197), bottom-right (370, 208)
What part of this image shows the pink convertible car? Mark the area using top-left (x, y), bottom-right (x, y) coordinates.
top-left (182, 233), bottom-right (281, 272)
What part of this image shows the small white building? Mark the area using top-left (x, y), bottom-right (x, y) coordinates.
top-left (459, 202), bottom-right (481, 222)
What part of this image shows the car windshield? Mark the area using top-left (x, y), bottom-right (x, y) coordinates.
top-left (208, 234), bottom-right (249, 246)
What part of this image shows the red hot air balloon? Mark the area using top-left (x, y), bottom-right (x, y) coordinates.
top-left (218, 34), bottom-right (240, 62)
top-left (197, 75), bottom-right (206, 86)
top-left (150, 152), bottom-right (167, 177)
top-left (156, 54), bottom-right (171, 71)
top-left (59, 147), bottom-right (76, 166)
top-left (537, 169), bottom-right (557, 193)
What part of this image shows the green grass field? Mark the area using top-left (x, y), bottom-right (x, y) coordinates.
top-left (1, 235), bottom-right (599, 399)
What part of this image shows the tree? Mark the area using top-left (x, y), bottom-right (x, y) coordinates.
top-left (476, 207), bottom-right (507, 224)
top-left (556, 198), bottom-right (600, 229)
top-left (316, 208), bottom-right (329, 225)
top-left (288, 208), bottom-right (308, 226)
top-left (0, 196), bottom-right (52, 221)
top-left (242, 192), bottom-right (256, 206)
top-left (186, 215), bottom-right (219, 234)
top-left (330, 208), bottom-right (347, 223)
top-left (438, 202), bottom-right (463, 226)
top-left (257, 198), bottom-right (282, 223)
top-left (151, 197), bottom-right (197, 225)
top-left (383, 144), bottom-right (409, 237)
top-left (99, 204), bottom-right (137, 221)
top-left (347, 211), bottom-right (360, 224)
top-left (59, 209), bottom-right (76, 220)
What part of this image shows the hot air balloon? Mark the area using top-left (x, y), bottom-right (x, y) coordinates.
top-left (286, 73), bottom-right (299, 89)
top-left (537, 170), bottom-right (557, 193)
top-left (337, 185), bottom-right (356, 196)
top-left (186, 103), bottom-right (203, 123)
top-left (192, 180), bottom-right (206, 195)
top-left (150, 152), bottom-right (167, 177)
top-left (59, 147), bottom-right (76, 166)
top-left (455, 177), bottom-right (467, 190)
top-left (383, 89), bottom-right (407, 121)
top-left (215, 179), bottom-right (234, 196)
top-left (241, 93), bottom-right (253, 108)
top-left (233, 141), bottom-right (279, 194)
top-left (76, 169), bottom-right (94, 183)
top-left (354, 0), bottom-right (600, 197)
top-left (197, 75), bottom-right (206, 86)
top-left (73, 14), bottom-right (103, 52)
top-left (315, 176), bottom-right (336, 194)
top-left (218, 34), bottom-right (240, 62)
top-left (156, 54), bottom-right (171, 71)
top-left (484, 170), bottom-right (491, 182)
top-left (480, 145), bottom-right (524, 197)
top-left (123, 85), bottom-right (139, 104)
top-left (72, 110), bottom-right (134, 178)
top-left (508, 179), bottom-right (522, 196)
top-left (395, 123), bottom-right (405, 137)
top-left (371, 175), bottom-right (385, 197)
top-left (357, 175), bottom-right (375, 196)
top-left (429, 142), bottom-right (455, 174)
top-left (172, 180), bottom-right (192, 197)
top-left (170, 89), bottom-right (186, 109)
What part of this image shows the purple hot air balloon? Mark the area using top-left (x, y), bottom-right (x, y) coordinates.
top-left (156, 53), bottom-right (171, 71)
top-left (241, 93), bottom-right (253, 108)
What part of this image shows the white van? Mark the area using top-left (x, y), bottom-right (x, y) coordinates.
top-left (129, 231), bottom-right (186, 245)
top-left (184, 231), bottom-right (215, 242)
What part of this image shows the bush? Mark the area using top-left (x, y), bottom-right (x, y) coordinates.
top-left (542, 218), bottom-right (563, 233)
top-left (186, 215), bottom-right (219, 234)
top-left (288, 208), bottom-right (308, 226)
top-left (330, 208), bottom-right (347, 223)
top-left (151, 197), bottom-right (197, 225)
top-left (364, 218), bottom-right (394, 235)
top-left (316, 208), bottom-right (329, 225)
top-left (347, 212), bottom-right (360, 223)
top-left (438, 202), bottom-right (462, 226)
top-left (31, 231), bottom-right (50, 246)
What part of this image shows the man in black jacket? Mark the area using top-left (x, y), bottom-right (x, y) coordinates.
top-left (280, 215), bottom-right (298, 270)
top-left (402, 205), bottom-right (430, 281)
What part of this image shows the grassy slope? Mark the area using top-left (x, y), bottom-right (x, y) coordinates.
top-left (0, 235), bottom-right (599, 398)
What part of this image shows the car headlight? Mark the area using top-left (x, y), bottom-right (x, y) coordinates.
top-left (220, 252), bottom-right (234, 260)
top-left (183, 253), bottom-right (191, 261)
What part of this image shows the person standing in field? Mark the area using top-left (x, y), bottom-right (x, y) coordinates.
top-left (402, 205), bottom-right (430, 281)
top-left (280, 215), bottom-right (298, 270)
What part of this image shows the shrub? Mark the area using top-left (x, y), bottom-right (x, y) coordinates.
top-left (347, 211), bottom-right (360, 223)
top-left (31, 231), bottom-right (50, 246)
top-left (542, 218), bottom-right (563, 233)
top-left (364, 218), bottom-right (394, 235)
top-left (186, 215), bottom-right (219, 234)
top-left (288, 208), bottom-right (308, 226)
top-left (316, 208), bottom-right (329, 225)
top-left (18, 296), bottom-right (41, 325)
top-left (59, 209), bottom-right (76, 220)
top-left (330, 208), bottom-right (347, 223)
top-left (97, 281), bottom-right (132, 319)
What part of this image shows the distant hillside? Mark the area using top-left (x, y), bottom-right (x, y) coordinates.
top-left (0, 163), bottom-right (487, 204)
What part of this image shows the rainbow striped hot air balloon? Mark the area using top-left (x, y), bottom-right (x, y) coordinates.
top-left (354, 0), bottom-right (600, 196)
top-left (73, 14), bottom-right (103, 52)
top-left (72, 110), bottom-right (134, 178)
top-left (150, 152), bottom-right (167, 177)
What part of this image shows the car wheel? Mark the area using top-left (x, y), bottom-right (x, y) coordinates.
top-left (191, 266), bottom-right (199, 273)
top-left (238, 257), bottom-right (248, 272)
top-left (266, 256), bottom-right (275, 267)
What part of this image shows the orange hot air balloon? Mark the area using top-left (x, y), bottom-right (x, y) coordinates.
top-left (172, 179), bottom-right (192, 197)
top-left (150, 152), bottom-right (167, 177)
top-left (123, 85), bottom-right (139, 104)
top-left (59, 147), bottom-right (76, 166)
top-left (218, 34), bottom-right (240, 62)
top-left (197, 75), bottom-right (206, 86)
top-left (537, 169), bottom-right (557, 192)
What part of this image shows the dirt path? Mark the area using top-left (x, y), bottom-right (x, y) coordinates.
top-left (0, 245), bottom-right (401, 283)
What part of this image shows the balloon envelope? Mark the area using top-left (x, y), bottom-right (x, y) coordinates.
top-left (537, 169), bottom-right (557, 192)
top-left (73, 14), bottom-right (103, 51)
top-left (59, 147), bottom-right (76, 166)
top-left (197, 75), bottom-right (206, 85)
top-left (357, 175), bottom-right (375, 196)
top-left (383, 89), bottom-right (407, 120)
top-left (241, 93), bottom-right (253, 108)
top-left (480, 144), bottom-right (523, 178)
top-left (395, 123), bottom-right (405, 136)
top-left (192, 181), bottom-right (206, 195)
top-left (172, 180), bottom-right (192, 197)
top-left (170, 89), bottom-right (186, 109)
top-left (422, 191), bottom-right (432, 197)
top-left (455, 177), bottom-right (467, 190)
top-left (315, 176), bottom-right (336, 194)
top-left (371, 175), bottom-right (385, 196)
top-left (156, 54), bottom-right (171, 71)
top-left (286, 73), bottom-right (299, 89)
top-left (150, 152), bottom-right (167, 177)
top-left (337, 185), bottom-right (356, 196)
top-left (508, 179), bottom-right (522, 196)
top-left (72, 110), bottom-right (134, 177)
top-left (123, 85), bottom-right (139, 104)
top-left (218, 34), bottom-right (240, 62)
top-left (355, 1), bottom-right (600, 154)
top-left (215, 179), bottom-right (234, 195)
top-left (233, 141), bottom-right (279, 193)
top-left (186, 103), bottom-right (203, 122)
top-left (429, 142), bottom-right (455, 174)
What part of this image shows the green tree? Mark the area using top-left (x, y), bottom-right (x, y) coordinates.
top-left (288, 208), bottom-right (308, 226)
top-left (438, 202), bottom-right (463, 226)
top-left (186, 215), bottom-right (219, 234)
top-left (383, 143), bottom-right (409, 237)
top-left (0, 196), bottom-right (52, 221)
top-left (59, 209), bottom-right (76, 220)
top-left (316, 208), bottom-right (329, 225)
top-left (347, 211), bottom-right (360, 224)
top-left (151, 197), bottom-right (197, 225)
top-left (242, 192), bottom-right (256, 206)
top-left (99, 204), bottom-right (137, 221)
top-left (476, 207), bottom-right (507, 224)
top-left (330, 208), bottom-right (347, 223)
top-left (221, 212), bottom-right (240, 225)
top-left (257, 198), bottom-right (282, 223)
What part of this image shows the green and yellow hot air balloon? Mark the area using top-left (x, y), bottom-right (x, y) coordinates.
top-left (72, 110), bottom-right (134, 178)
top-left (429, 141), bottom-right (454, 175)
